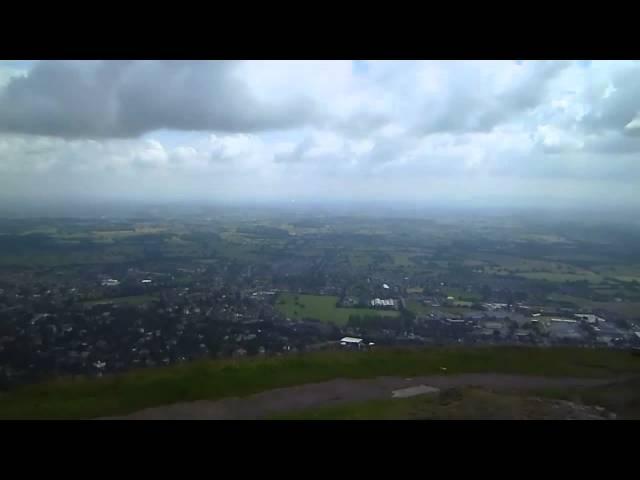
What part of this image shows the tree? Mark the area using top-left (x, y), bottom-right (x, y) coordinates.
top-left (614, 318), bottom-right (631, 330)
top-left (481, 285), bottom-right (492, 301)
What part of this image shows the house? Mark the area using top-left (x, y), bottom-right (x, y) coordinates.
top-left (340, 337), bottom-right (365, 349)
top-left (463, 312), bottom-right (485, 321)
top-left (483, 320), bottom-right (505, 330)
top-left (484, 303), bottom-right (508, 311)
top-left (232, 348), bottom-right (248, 357)
top-left (575, 314), bottom-right (605, 324)
top-left (548, 321), bottom-right (584, 341)
top-left (593, 322), bottom-right (628, 342)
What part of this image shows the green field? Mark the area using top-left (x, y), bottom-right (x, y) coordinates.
top-left (479, 254), bottom-right (603, 283)
top-left (1, 346), bottom-right (639, 419)
top-left (450, 300), bottom-right (473, 307)
top-left (0, 251), bottom-right (139, 268)
top-left (82, 295), bottom-right (159, 306)
top-left (517, 233), bottom-right (570, 244)
top-left (349, 252), bottom-right (374, 267)
top-left (275, 293), bottom-right (399, 325)
top-left (517, 271), bottom-right (602, 283)
top-left (390, 252), bottom-right (413, 267)
top-left (547, 294), bottom-right (640, 318)
top-left (444, 288), bottom-right (481, 302)
top-left (592, 264), bottom-right (640, 283)
top-left (347, 250), bottom-right (416, 268)
top-left (407, 300), bottom-right (430, 315)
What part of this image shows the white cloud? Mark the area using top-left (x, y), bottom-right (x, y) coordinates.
top-left (0, 65), bottom-right (27, 89)
top-left (624, 113), bottom-right (640, 135)
top-left (533, 125), bottom-right (585, 153)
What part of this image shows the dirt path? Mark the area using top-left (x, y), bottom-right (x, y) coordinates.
top-left (100, 374), bottom-right (627, 420)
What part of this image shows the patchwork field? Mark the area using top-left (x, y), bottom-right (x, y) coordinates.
top-left (547, 294), bottom-right (640, 318)
top-left (517, 271), bottom-right (602, 283)
top-left (276, 293), bottom-right (399, 325)
top-left (390, 252), bottom-right (413, 267)
top-left (349, 252), bottom-right (374, 267)
top-left (476, 254), bottom-right (603, 283)
top-left (592, 264), bottom-right (640, 283)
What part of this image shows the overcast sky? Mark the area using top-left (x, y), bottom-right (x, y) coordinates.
top-left (1, 60), bottom-right (639, 210)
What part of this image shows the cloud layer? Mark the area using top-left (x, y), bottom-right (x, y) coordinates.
top-left (1, 60), bottom-right (640, 209)
top-left (0, 61), bottom-right (318, 138)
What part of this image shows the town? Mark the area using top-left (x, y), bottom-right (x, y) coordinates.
top-left (1, 211), bottom-right (640, 389)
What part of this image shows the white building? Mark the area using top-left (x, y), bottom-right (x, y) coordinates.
top-left (340, 337), bottom-right (365, 349)
top-left (370, 298), bottom-right (397, 308)
top-left (575, 314), bottom-right (605, 323)
top-left (551, 318), bottom-right (578, 323)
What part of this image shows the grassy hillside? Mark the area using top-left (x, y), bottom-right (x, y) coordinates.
top-left (268, 388), bottom-right (564, 420)
top-left (1, 346), bottom-right (639, 419)
top-left (537, 377), bottom-right (640, 419)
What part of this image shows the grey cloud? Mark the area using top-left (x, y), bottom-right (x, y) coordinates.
top-left (580, 63), bottom-right (640, 134)
top-left (624, 114), bottom-right (640, 136)
top-left (273, 137), bottom-right (314, 163)
top-left (365, 135), bottom-right (416, 166)
top-left (503, 61), bottom-right (570, 110)
top-left (585, 132), bottom-right (640, 153)
top-left (330, 111), bottom-right (391, 138)
top-left (416, 61), bottom-right (570, 134)
top-left (0, 61), bottom-right (318, 138)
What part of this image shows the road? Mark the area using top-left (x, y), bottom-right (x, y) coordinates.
top-left (99, 373), bottom-right (627, 420)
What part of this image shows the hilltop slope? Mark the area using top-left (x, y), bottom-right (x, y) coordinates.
top-left (1, 346), bottom-right (639, 419)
